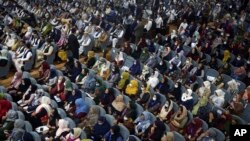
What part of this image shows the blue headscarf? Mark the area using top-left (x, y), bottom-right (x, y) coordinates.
top-left (75, 98), bottom-right (90, 115)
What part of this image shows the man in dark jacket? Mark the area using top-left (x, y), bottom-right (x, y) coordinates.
top-left (67, 28), bottom-right (80, 59)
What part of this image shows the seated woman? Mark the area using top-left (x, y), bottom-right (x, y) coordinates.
top-left (218, 63), bottom-right (231, 75)
top-left (169, 82), bottom-right (182, 102)
top-left (183, 117), bottom-right (203, 141)
top-left (146, 94), bottom-right (161, 114)
top-left (137, 83), bottom-right (151, 107)
top-left (107, 65), bottom-right (120, 87)
top-left (65, 88), bottom-right (82, 111)
top-left (68, 98), bottom-right (89, 124)
top-left (9, 119), bottom-right (34, 141)
top-left (147, 70), bottom-right (160, 89)
top-left (227, 79), bottom-right (239, 95)
top-left (79, 106), bottom-right (100, 129)
top-left (139, 48), bottom-right (150, 64)
top-left (169, 105), bottom-right (188, 131)
top-left (115, 51), bottom-right (125, 68)
top-left (98, 59), bottom-right (111, 80)
top-left (103, 125), bottom-right (123, 141)
top-left (51, 119), bottom-right (70, 141)
top-left (109, 95), bottom-right (127, 117)
top-left (7, 72), bottom-right (23, 95)
top-left (81, 71), bottom-right (96, 93)
top-left (232, 66), bottom-right (246, 80)
top-left (159, 99), bottom-right (175, 123)
top-left (212, 75), bottom-right (224, 89)
top-left (134, 112), bottom-right (152, 136)
top-left (197, 128), bottom-right (218, 141)
top-left (156, 77), bottom-right (170, 95)
top-left (29, 96), bottom-right (52, 128)
top-left (0, 110), bottom-right (18, 140)
top-left (11, 78), bottom-right (32, 102)
top-left (99, 88), bottom-right (116, 111)
top-left (49, 76), bottom-right (65, 102)
top-left (129, 60), bottom-right (142, 77)
top-left (180, 89), bottom-right (194, 110)
top-left (143, 119), bottom-right (166, 141)
top-left (62, 57), bottom-right (75, 77)
top-left (117, 71), bottom-right (130, 92)
top-left (210, 89), bottom-right (226, 108)
top-left (18, 84), bottom-right (37, 107)
top-left (92, 116), bottom-right (111, 141)
top-left (85, 51), bottom-right (96, 68)
top-left (35, 38), bottom-right (54, 68)
top-left (75, 68), bottom-right (88, 85)
top-left (64, 128), bottom-right (82, 141)
top-left (37, 61), bottom-right (51, 84)
top-left (139, 65), bottom-right (151, 81)
top-left (125, 79), bottom-right (139, 99)
top-left (154, 60), bottom-right (168, 74)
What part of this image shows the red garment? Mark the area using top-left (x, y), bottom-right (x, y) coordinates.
top-left (50, 79), bottom-right (65, 96)
top-left (39, 61), bottom-right (50, 78)
top-left (0, 99), bottom-right (12, 119)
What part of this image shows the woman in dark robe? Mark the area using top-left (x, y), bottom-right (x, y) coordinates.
top-left (12, 78), bottom-right (31, 102)
top-left (67, 29), bottom-right (80, 59)
top-left (129, 60), bottom-right (142, 76)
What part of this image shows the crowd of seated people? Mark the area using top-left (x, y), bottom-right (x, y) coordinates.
top-left (0, 0), bottom-right (250, 141)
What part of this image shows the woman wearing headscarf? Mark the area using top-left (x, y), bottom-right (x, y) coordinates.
top-left (29, 96), bottom-right (52, 128)
top-left (70, 60), bottom-right (82, 82)
top-left (212, 75), bottom-right (224, 89)
top-left (10, 119), bottom-right (34, 141)
top-left (63, 57), bottom-right (75, 77)
top-left (145, 55), bottom-right (158, 68)
top-left (227, 79), bottom-right (239, 95)
top-left (86, 51), bottom-right (96, 68)
top-left (181, 89), bottom-right (194, 110)
top-left (222, 50), bottom-right (231, 63)
top-left (0, 110), bottom-right (17, 140)
top-left (134, 112), bottom-right (152, 136)
top-left (159, 99), bottom-right (174, 123)
top-left (169, 105), bottom-right (188, 131)
top-left (115, 51), bottom-right (125, 67)
top-left (103, 125), bottom-right (123, 141)
top-left (49, 119), bottom-right (69, 141)
top-left (147, 71), bottom-right (160, 89)
top-left (79, 106), bottom-right (100, 129)
top-left (183, 117), bottom-right (203, 141)
top-left (146, 94), bottom-right (161, 114)
top-left (81, 71), bottom-right (96, 93)
top-left (107, 65), bottom-right (120, 87)
top-left (64, 128), bottom-right (82, 141)
top-left (192, 81), bottom-right (211, 116)
top-left (19, 84), bottom-right (37, 107)
top-left (70, 98), bottom-right (89, 124)
top-left (156, 77), bottom-right (170, 95)
top-left (161, 47), bottom-right (172, 61)
top-left (125, 79), bottom-right (139, 98)
top-left (129, 60), bottom-right (142, 76)
top-left (75, 68), bottom-right (88, 85)
top-left (122, 41), bottom-right (132, 55)
top-left (99, 88), bottom-right (116, 111)
top-left (12, 78), bottom-right (31, 102)
top-left (210, 89), bottom-right (226, 108)
top-left (37, 61), bottom-right (50, 84)
top-left (65, 88), bottom-right (82, 110)
top-left (98, 60), bottom-right (111, 81)
top-left (139, 48), bottom-right (150, 63)
top-left (143, 119), bottom-right (166, 141)
top-left (117, 71), bottom-right (130, 92)
top-left (110, 95), bottom-right (127, 116)
top-left (7, 72), bottom-right (23, 95)
top-left (92, 116), bottom-right (111, 141)
top-left (49, 76), bottom-right (65, 102)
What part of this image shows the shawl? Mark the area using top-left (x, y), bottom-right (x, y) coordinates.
top-left (56, 119), bottom-right (69, 137)
top-left (125, 80), bottom-right (139, 95)
top-left (75, 98), bottom-right (89, 114)
top-left (111, 95), bottom-right (126, 112)
top-left (11, 72), bottom-right (23, 89)
top-left (117, 71), bottom-right (130, 90)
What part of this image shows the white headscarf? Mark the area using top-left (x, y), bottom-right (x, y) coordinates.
top-left (147, 71), bottom-right (159, 88)
top-left (56, 119), bottom-right (69, 137)
top-left (35, 96), bottom-right (52, 116)
top-left (181, 89), bottom-right (193, 102)
top-left (211, 89), bottom-right (225, 107)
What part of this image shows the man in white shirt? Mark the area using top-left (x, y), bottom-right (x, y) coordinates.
top-left (155, 14), bottom-right (163, 34)
top-left (14, 43), bottom-right (33, 72)
top-left (178, 19), bottom-right (188, 35)
top-left (111, 24), bottom-right (125, 48)
top-left (79, 32), bottom-right (92, 56)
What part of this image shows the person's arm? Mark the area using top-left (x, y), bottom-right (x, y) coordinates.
top-left (24, 94), bottom-right (35, 105)
top-left (43, 46), bottom-right (53, 56)
top-left (118, 30), bottom-right (124, 38)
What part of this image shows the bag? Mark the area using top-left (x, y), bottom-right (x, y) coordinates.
top-left (58, 50), bottom-right (68, 61)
